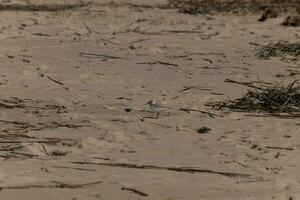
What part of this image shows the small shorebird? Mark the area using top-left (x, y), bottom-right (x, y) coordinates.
top-left (147, 100), bottom-right (166, 118)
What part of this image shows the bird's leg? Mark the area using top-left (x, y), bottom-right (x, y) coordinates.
top-left (156, 113), bottom-right (159, 119)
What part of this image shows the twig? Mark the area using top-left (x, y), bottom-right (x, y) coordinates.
top-left (83, 22), bottom-right (100, 34)
top-left (147, 122), bottom-right (172, 128)
top-left (121, 187), bottom-right (148, 197)
top-left (0, 145), bottom-right (24, 151)
top-left (83, 22), bottom-right (92, 34)
top-left (42, 144), bottom-right (49, 156)
top-left (72, 162), bottom-right (251, 178)
top-left (233, 160), bottom-right (249, 168)
top-left (10, 152), bottom-right (39, 158)
top-left (237, 179), bottom-right (270, 184)
top-left (52, 165), bottom-right (97, 172)
top-left (0, 120), bottom-right (34, 127)
top-left (92, 157), bottom-right (110, 161)
top-left (0, 2), bottom-right (91, 12)
top-left (0, 102), bottom-right (24, 108)
top-left (137, 61), bottom-right (178, 67)
top-left (211, 92), bottom-right (224, 95)
top-left (161, 30), bottom-right (203, 33)
top-left (51, 180), bottom-right (102, 188)
top-left (46, 75), bottom-right (64, 86)
top-left (179, 108), bottom-right (219, 118)
top-left (249, 42), bottom-right (270, 48)
top-left (178, 86), bottom-right (211, 92)
top-left (224, 79), bottom-right (263, 90)
top-left (31, 33), bottom-right (51, 37)
top-left (157, 61), bottom-right (178, 67)
top-left (0, 180), bottom-right (102, 190)
top-left (265, 146), bottom-right (294, 150)
top-left (0, 140), bottom-right (61, 144)
top-left (128, 38), bottom-right (151, 44)
top-left (245, 113), bottom-right (300, 119)
top-left (115, 97), bottom-right (132, 100)
top-left (79, 52), bottom-right (127, 60)
top-left (135, 114), bottom-right (145, 122)
top-left (95, 2), bottom-right (155, 9)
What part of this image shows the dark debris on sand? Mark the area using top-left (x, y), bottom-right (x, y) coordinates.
top-left (281, 15), bottom-right (300, 26)
top-left (258, 9), bottom-right (278, 22)
top-left (208, 80), bottom-right (300, 117)
top-left (197, 127), bottom-right (212, 134)
top-left (251, 42), bottom-right (300, 61)
top-left (165, 0), bottom-right (300, 15)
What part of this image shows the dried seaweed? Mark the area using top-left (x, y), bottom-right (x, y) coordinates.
top-left (281, 15), bottom-right (300, 26)
top-left (252, 42), bottom-right (300, 61)
top-left (208, 80), bottom-right (300, 116)
top-left (165, 0), bottom-right (300, 15)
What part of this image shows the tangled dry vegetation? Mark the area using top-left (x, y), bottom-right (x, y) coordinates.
top-left (251, 42), bottom-right (300, 61)
top-left (166, 0), bottom-right (300, 14)
top-left (209, 80), bottom-right (300, 117)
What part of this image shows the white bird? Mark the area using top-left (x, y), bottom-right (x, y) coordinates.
top-left (146, 100), bottom-right (166, 118)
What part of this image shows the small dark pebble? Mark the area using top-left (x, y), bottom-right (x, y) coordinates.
top-left (22, 59), bottom-right (30, 63)
top-left (124, 108), bottom-right (131, 112)
top-left (51, 150), bottom-right (68, 156)
top-left (197, 127), bottom-right (211, 134)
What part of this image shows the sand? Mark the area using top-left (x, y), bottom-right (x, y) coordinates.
top-left (0, 0), bottom-right (299, 199)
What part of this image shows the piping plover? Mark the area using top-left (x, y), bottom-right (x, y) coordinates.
top-left (147, 100), bottom-right (166, 118)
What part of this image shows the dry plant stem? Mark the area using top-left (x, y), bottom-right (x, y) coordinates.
top-left (224, 79), bottom-right (263, 90)
top-left (0, 180), bottom-right (102, 190)
top-left (72, 161), bottom-right (251, 178)
top-left (121, 187), bottom-right (149, 197)
top-left (0, 1), bottom-right (91, 12)
top-left (46, 75), bottom-right (64, 86)
top-left (179, 108), bottom-right (218, 118)
top-left (79, 52), bottom-right (127, 60)
top-left (52, 165), bottom-right (97, 172)
top-left (265, 146), bottom-right (294, 150)
top-left (0, 140), bottom-right (61, 144)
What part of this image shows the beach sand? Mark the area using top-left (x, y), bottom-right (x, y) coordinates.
top-left (0, 0), bottom-right (299, 199)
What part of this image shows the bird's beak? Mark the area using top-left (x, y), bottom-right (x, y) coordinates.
top-left (146, 102), bottom-right (150, 105)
